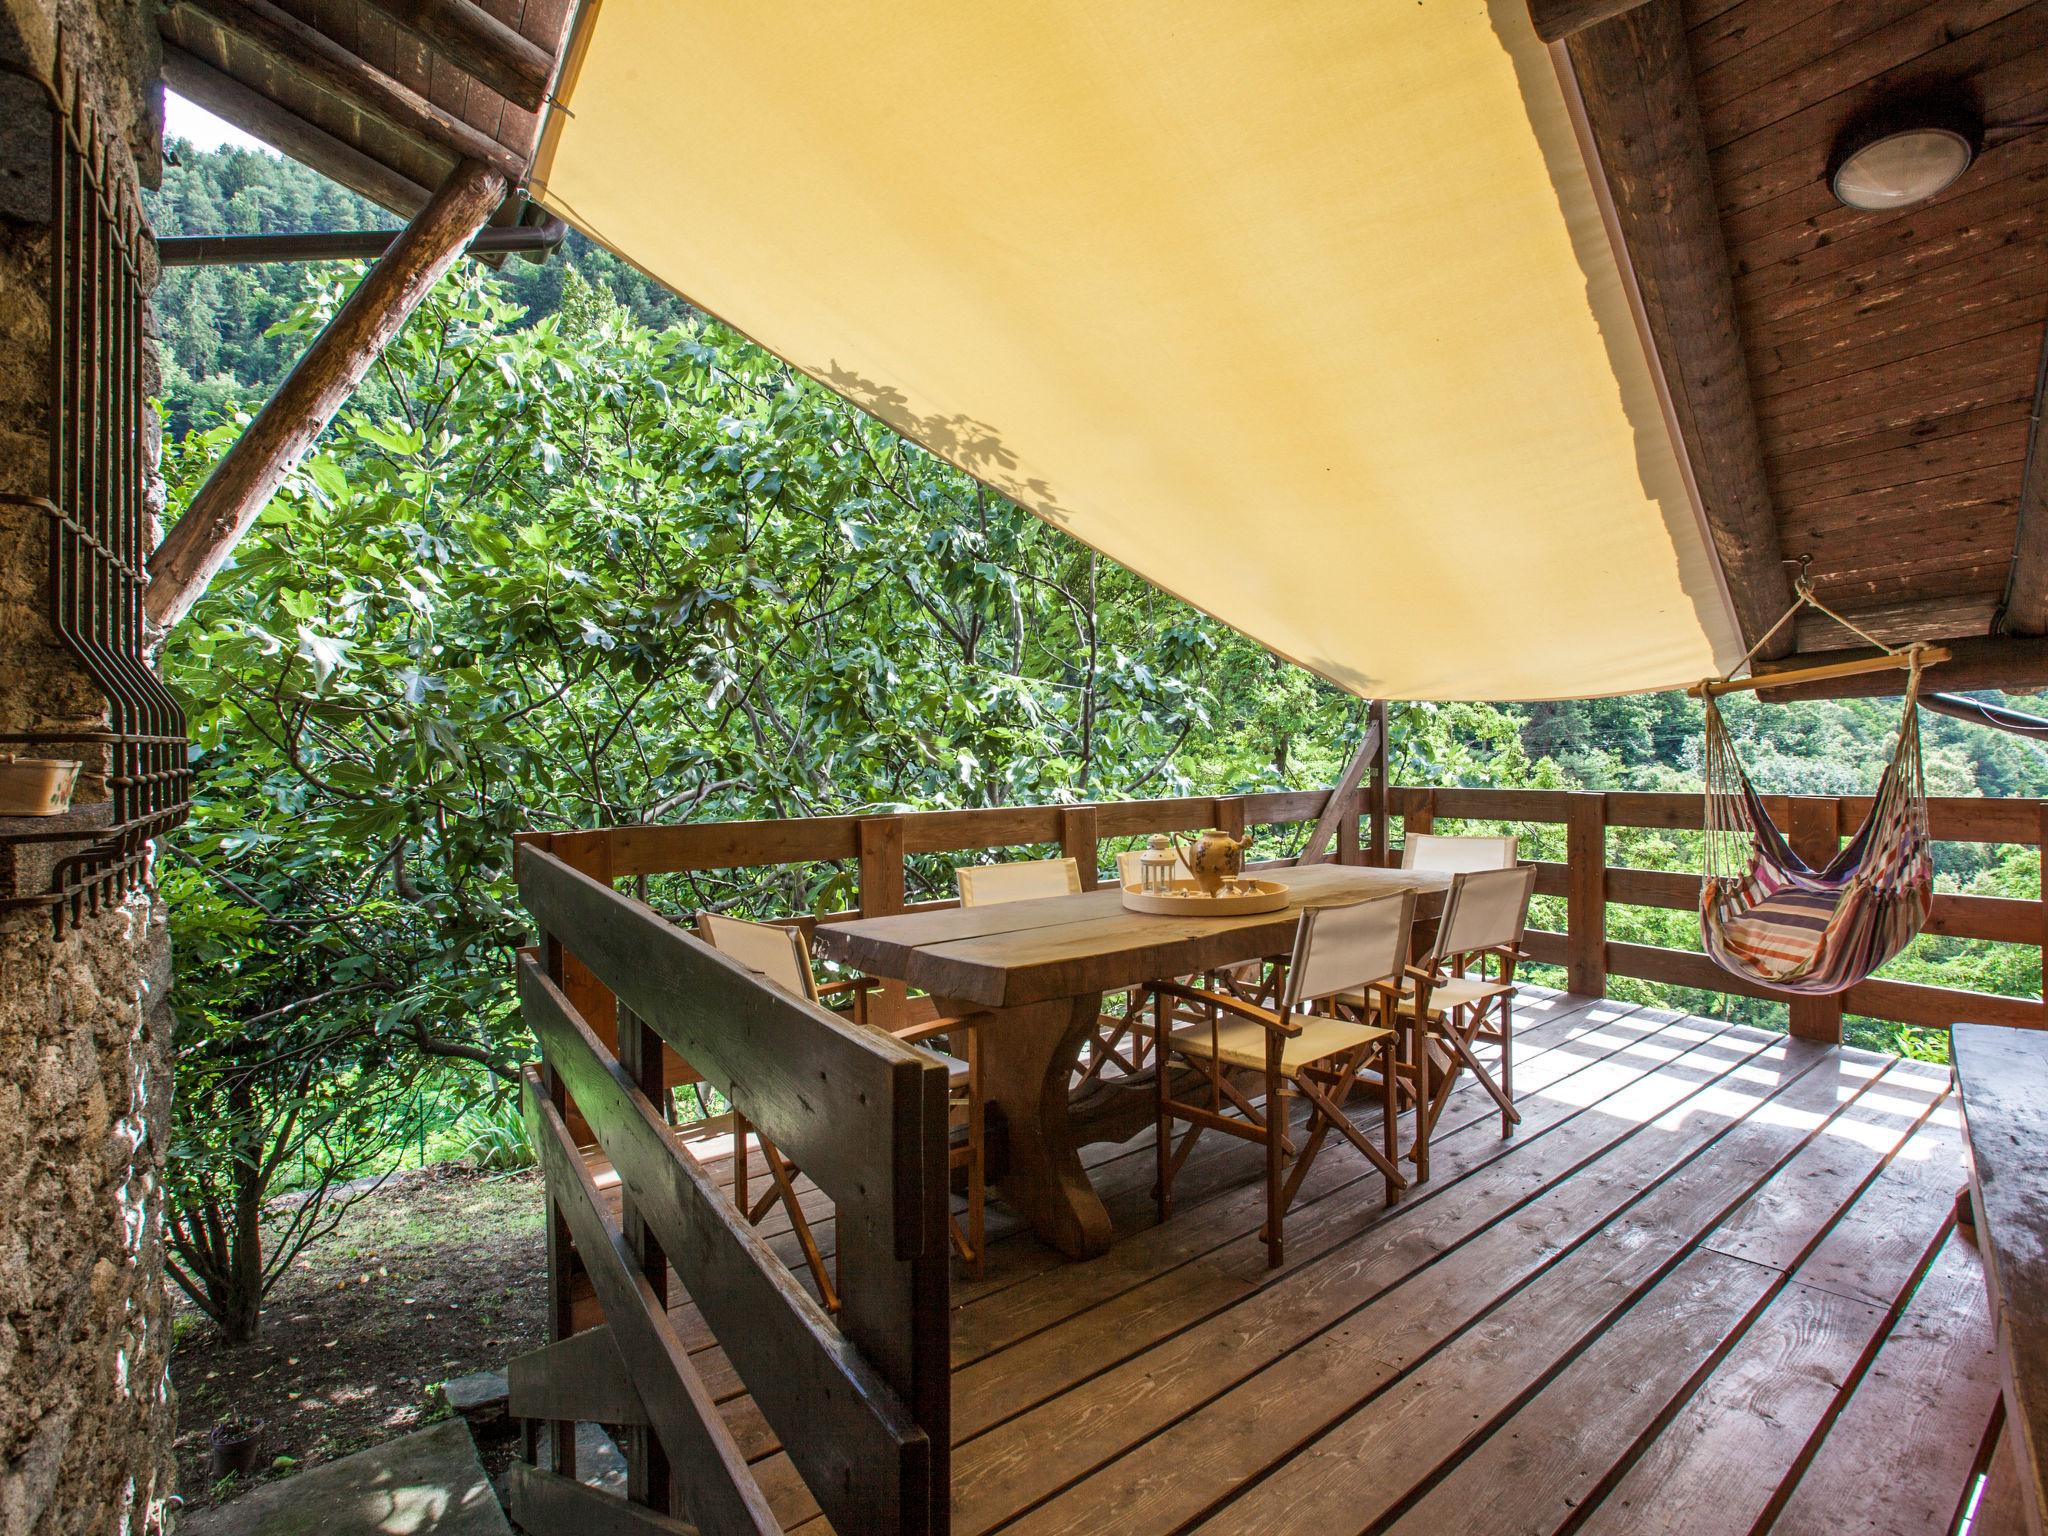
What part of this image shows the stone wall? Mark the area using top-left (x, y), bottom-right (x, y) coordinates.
top-left (0, 1), bottom-right (175, 1532)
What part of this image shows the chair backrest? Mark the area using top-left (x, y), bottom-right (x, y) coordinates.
top-left (957, 855), bottom-right (1084, 907)
top-left (1403, 833), bottom-right (1519, 872)
top-left (1114, 845), bottom-right (1193, 888)
top-left (1283, 891), bottom-right (1417, 1010)
top-left (1433, 865), bottom-right (1537, 960)
top-left (693, 910), bottom-right (818, 1002)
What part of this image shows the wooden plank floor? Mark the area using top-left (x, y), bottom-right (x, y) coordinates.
top-left (608, 987), bottom-right (2001, 1535)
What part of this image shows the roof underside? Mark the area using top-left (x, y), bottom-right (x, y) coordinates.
top-left (1687, 0), bottom-right (2048, 653)
top-left (159, 0), bottom-right (572, 222)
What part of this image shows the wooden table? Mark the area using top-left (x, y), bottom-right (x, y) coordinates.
top-left (816, 863), bottom-right (1450, 1260)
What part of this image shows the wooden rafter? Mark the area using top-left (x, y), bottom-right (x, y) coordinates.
top-left (1996, 323), bottom-right (2048, 636)
top-left (356, 0), bottom-right (554, 112)
top-left (178, 0), bottom-right (529, 183)
top-left (161, 45), bottom-right (431, 215)
top-left (146, 158), bottom-right (509, 631)
top-left (1552, 0), bottom-right (1797, 659)
top-left (1527, 0), bottom-right (1652, 43)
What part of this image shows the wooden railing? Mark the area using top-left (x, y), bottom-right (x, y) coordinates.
top-left (1392, 786), bottom-right (2048, 1041)
top-left (523, 782), bottom-right (2047, 1056)
top-left (511, 844), bottom-right (953, 1535)
top-left (520, 787), bottom-right (1374, 1038)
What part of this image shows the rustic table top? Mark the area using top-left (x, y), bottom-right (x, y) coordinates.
top-left (815, 862), bottom-right (1451, 1009)
top-left (1953, 1022), bottom-right (2048, 1533)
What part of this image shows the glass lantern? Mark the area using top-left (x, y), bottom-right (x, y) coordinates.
top-left (1139, 833), bottom-right (1178, 896)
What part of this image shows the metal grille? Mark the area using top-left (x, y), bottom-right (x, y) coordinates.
top-left (0, 51), bottom-right (190, 933)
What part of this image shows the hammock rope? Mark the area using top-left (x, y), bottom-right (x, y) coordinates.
top-left (1696, 580), bottom-right (1934, 995)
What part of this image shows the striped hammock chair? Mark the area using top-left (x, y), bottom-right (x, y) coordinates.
top-left (1699, 674), bottom-right (1932, 995)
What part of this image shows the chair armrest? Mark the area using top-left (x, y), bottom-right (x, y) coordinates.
top-left (1150, 980), bottom-right (1303, 1036)
top-left (891, 1015), bottom-right (980, 1046)
top-left (815, 976), bottom-right (880, 999)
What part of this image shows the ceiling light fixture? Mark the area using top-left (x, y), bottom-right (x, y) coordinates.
top-left (1829, 107), bottom-right (1978, 212)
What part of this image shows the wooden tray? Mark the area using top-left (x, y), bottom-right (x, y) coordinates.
top-left (1120, 878), bottom-right (1290, 916)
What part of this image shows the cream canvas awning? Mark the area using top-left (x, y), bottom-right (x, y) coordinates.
top-left (530, 2), bottom-right (1747, 701)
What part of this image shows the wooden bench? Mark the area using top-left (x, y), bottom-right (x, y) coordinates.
top-left (1953, 1023), bottom-right (2048, 1536)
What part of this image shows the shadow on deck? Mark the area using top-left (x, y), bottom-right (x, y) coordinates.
top-left (605, 985), bottom-right (1988, 1536)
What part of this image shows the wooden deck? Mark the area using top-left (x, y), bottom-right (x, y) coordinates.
top-left (613, 986), bottom-right (1998, 1535)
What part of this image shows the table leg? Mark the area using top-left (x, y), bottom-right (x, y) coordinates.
top-left (936, 991), bottom-right (1115, 1260)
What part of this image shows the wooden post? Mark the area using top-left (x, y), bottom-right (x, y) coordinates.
top-left (858, 815), bottom-right (908, 1026)
top-left (1368, 700), bottom-right (1390, 867)
top-left (1297, 710), bottom-right (1382, 866)
top-left (146, 158), bottom-right (507, 630)
top-left (1565, 793), bottom-right (1607, 998)
top-left (613, 1004), bottom-right (674, 1515)
top-left (1060, 805), bottom-right (1100, 889)
top-left (2039, 802), bottom-right (2048, 1016)
top-left (1215, 795), bottom-right (1247, 844)
top-left (1406, 789), bottom-right (1437, 843)
top-left (1786, 797), bottom-right (1845, 1043)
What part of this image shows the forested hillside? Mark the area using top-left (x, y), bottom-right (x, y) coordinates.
top-left (144, 141), bottom-right (2043, 1330)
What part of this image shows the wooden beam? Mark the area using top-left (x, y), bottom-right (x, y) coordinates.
top-left (160, 45), bottom-right (431, 214)
top-left (1526, 0), bottom-right (1652, 43)
top-left (1749, 636), bottom-right (2048, 701)
top-left (178, 0), bottom-right (528, 183)
top-left (1997, 323), bottom-right (2048, 635)
top-left (146, 158), bottom-right (506, 630)
top-left (357, 0), bottom-right (553, 111)
top-left (1795, 594), bottom-right (1999, 654)
top-left (1296, 712), bottom-right (1382, 867)
top-left (159, 219), bottom-right (563, 266)
top-left (1558, 0), bottom-right (1796, 658)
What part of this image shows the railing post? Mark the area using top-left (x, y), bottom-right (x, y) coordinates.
top-left (2039, 802), bottom-right (2047, 1018)
top-left (1406, 789), bottom-right (1437, 845)
top-left (1216, 795), bottom-right (1247, 843)
top-left (1565, 793), bottom-right (1607, 998)
top-left (1061, 804), bottom-right (1100, 888)
top-left (1369, 700), bottom-right (1390, 866)
top-left (1787, 797), bottom-right (1844, 1044)
top-left (858, 814), bottom-right (908, 1027)
top-left (536, 918), bottom-right (579, 1481)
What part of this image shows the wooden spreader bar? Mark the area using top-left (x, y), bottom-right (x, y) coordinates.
top-left (1690, 644), bottom-right (1952, 699)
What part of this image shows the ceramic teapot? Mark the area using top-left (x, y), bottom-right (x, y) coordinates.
top-left (1172, 827), bottom-right (1253, 895)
